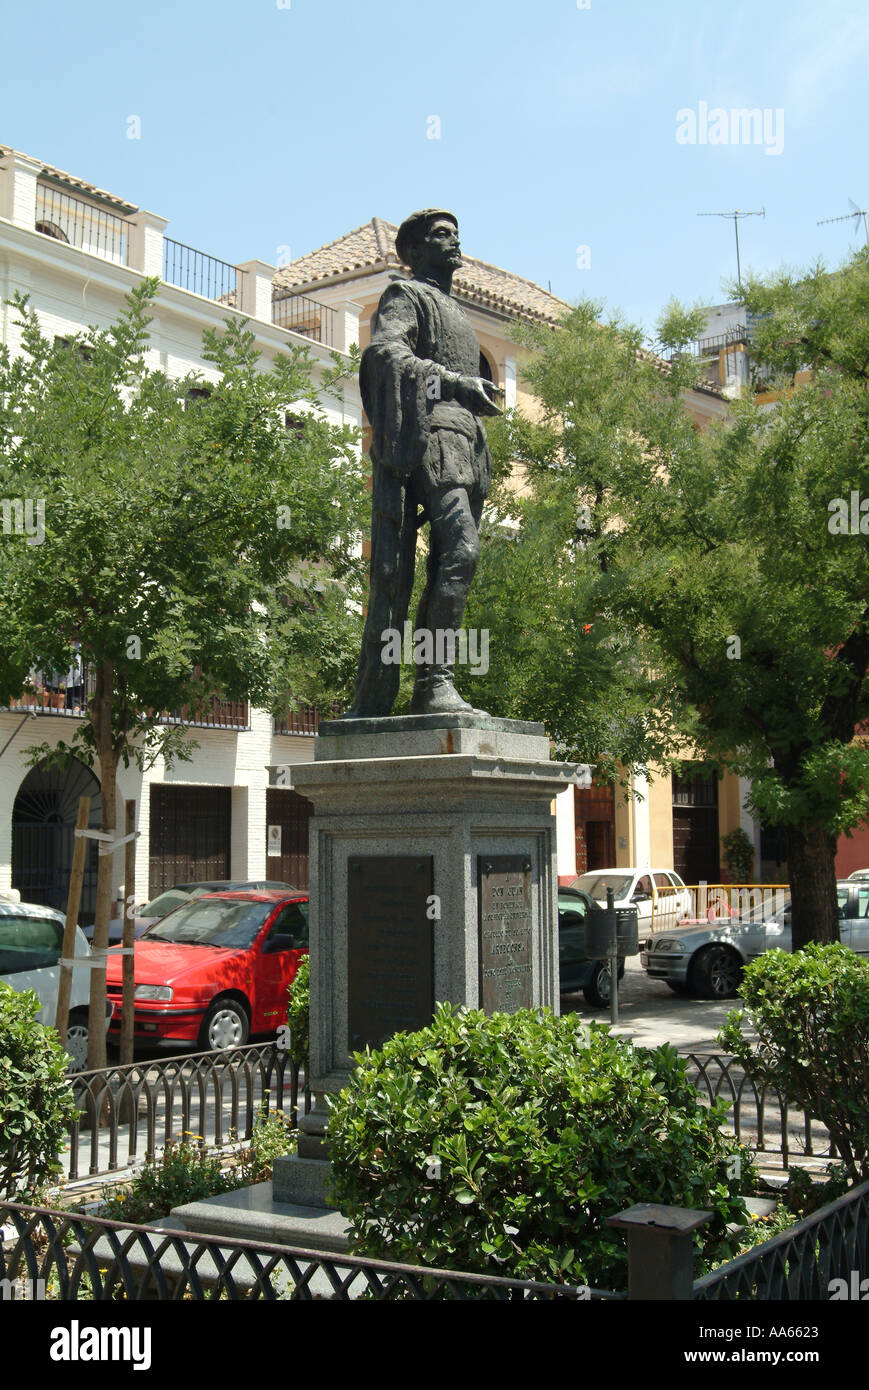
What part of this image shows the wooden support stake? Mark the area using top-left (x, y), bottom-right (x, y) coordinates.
top-left (55, 795), bottom-right (91, 1043)
top-left (121, 799), bottom-right (136, 1065)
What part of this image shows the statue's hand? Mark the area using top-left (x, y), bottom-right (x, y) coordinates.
top-left (455, 376), bottom-right (504, 417)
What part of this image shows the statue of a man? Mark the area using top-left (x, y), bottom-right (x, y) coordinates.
top-left (342, 209), bottom-right (502, 719)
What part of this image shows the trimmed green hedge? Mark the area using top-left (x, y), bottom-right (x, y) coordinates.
top-left (328, 1003), bottom-right (753, 1288)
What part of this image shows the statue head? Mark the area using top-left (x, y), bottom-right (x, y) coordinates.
top-left (395, 209), bottom-right (460, 277)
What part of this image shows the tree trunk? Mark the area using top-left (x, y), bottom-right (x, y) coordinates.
top-left (787, 822), bottom-right (839, 950)
top-left (87, 660), bottom-right (116, 1072)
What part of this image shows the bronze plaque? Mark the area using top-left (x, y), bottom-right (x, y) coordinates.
top-left (348, 856), bottom-right (434, 1051)
top-left (478, 856), bottom-right (533, 1013)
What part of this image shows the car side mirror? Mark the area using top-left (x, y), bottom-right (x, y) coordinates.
top-left (633, 891), bottom-right (651, 903)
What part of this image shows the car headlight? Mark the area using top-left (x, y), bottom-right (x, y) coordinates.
top-left (654, 939), bottom-right (684, 953)
top-left (134, 984), bottom-right (174, 1001)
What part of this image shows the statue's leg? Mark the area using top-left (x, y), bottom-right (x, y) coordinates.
top-left (342, 465), bottom-right (417, 719)
top-left (410, 484), bottom-right (484, 715)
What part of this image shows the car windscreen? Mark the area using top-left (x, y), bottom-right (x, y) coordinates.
top-left (0, 917), bottom-right (64, 974)
top-left (139, 889), bottom-right (193, 919)
top-left (144, 899), bottom-right (275, 949)
top-left (574, 873), bottom-right (633, 903)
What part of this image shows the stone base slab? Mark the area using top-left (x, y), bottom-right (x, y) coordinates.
top-left (172, 1182), bottom-right (350, 1254)
top-left (272, 1152), bottom-right (334, 1208)
top-left (316, 713), bottom-right (551, 762)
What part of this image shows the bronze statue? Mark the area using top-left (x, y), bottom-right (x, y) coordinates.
top-left (342, 209), bottom-right (502, 719)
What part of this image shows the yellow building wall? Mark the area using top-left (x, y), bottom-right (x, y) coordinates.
top-left (647, 767), bottom-right (675, 867)
top-left (614, 785), bottom-right (633, 867)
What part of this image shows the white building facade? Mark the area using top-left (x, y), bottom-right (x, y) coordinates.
top-left (0, 148), bottom-right (362, 920)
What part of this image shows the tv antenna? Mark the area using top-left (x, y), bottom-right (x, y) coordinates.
top-left (697, 208), bottom-right (765, 293)
top-left (817, 198), bottom-right (869, 246)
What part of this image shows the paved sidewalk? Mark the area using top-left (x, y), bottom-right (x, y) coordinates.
top-left (561, 955), bottom-right (744, 1053)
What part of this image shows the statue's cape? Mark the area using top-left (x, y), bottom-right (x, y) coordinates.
top-left (360, 280), bottom-right (445, 478)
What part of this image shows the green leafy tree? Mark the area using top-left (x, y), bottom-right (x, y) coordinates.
top-left (473, 251), bottom-right (869, 946)
top-left (0, 282), bottom-right (365, 1066)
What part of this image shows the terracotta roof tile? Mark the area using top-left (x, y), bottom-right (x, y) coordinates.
top-left (0, 145), bottom-right (138, 214)
top-left (273, 218), bottom-right (569, 324)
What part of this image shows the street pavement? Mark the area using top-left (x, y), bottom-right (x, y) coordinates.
top-left (561, 954), bottom-right (744, 1053)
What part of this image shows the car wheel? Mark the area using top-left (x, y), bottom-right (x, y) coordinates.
top-left (583, 961), bottom-right (612, 1008)
top-left (665, 981), bottom-right (691, 995)
top-left (199, 998), bottom-right (249, 1051)
top-left (690, 945), bottom-right (743, 1000)
top-left (65, 1010), bottom-right (90, 1072)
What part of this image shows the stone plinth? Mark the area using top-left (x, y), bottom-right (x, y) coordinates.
top-left (293, 714), bottom-right (577, 1095)
top-left (175, 714), bottom-right (578, 1247)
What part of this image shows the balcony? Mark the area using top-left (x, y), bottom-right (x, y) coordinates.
top-left (271, 292), bottom-right (336, 347)
top-left (162, 237), bottom-right (242, 304)
top-left (157, 698), bottom-right (249, 731)
top-left (2, 666), bottom-right (94, 717)
top-left (274, 701), bottom-right (341, 736)
top-left (1, 668), bottom-right (248, 730)
top-left (34, 182), bottom-right (128, 265)
top-left (21, 173), bottom-right (337, 341)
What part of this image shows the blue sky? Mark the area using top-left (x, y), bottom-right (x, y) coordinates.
top-left (2, 0), bottom-right (867, 337)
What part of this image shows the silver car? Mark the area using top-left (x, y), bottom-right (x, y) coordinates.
top-left (0, 898), bottom-right (112, 1070)
top-left (640, 880), bottom-right (869, 999)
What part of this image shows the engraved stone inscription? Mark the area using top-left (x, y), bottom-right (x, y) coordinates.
top-left (478, 856), bottom-right (533, 1013)
top-left (348, 856), bottom-right (434, 1051)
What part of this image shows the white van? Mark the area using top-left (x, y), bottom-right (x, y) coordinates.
top-left (0, 896), bottom-right (112, 1071)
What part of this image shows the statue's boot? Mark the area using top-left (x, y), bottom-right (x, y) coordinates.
top-left (410, 671), bottom-right (482, 716)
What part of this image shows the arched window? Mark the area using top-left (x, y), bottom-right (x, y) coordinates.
top-left (12, 757), bottom-right (101, 925)
top-left (479, 350), bottom-right (495, 383)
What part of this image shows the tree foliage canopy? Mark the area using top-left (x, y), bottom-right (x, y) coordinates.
top-left (463, 250), bottom-right (869, 941)
top-left (0, 279), bottom-right (366, 768)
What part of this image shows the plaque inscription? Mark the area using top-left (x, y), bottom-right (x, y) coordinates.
top-left (478, 856), bottom-right (533, 1013)
top-left (348, 856), bottom-right (434, 1051)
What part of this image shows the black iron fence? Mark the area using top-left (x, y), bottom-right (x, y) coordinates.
top-left (271, 292), bottom-right (337, 346)
top-left (663, 327), bottom-right (748, 361)
top-left (0, 1203), bottom-right (603, 1301)
top-left (64, 1042), bottom-right (306, 1182)
top-left (0, 669), bottom-right (248, 729)
top-left (60, 1047), bottom-right (834, 1186)
top-left (681, 1051), bottom-right (833, 1171)
top-left (1, 664), bottom-right (94, 716)
top-left (162, 238), bottom-right (241, 304)
top-left (5, 1182), bottom-right (867, 1300)
top-left (693, 1179), bottom-right (869, 1300)
top-left (35, 184), bottom-right (128, 264)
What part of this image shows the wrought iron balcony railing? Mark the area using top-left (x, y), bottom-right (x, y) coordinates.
top-left (271, 292), bottom-right (336, 346)
top-left (34, 182), bottom-right (128, 265)
top-left (1, 669), bottom-right (248, 730)
top-left (162, 237), bottom-right (242, 303)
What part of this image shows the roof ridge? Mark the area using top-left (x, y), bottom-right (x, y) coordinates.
top-left (371, 216), bottom-right (399, 258)
top-left (296, 219), bottom-right (385, 261)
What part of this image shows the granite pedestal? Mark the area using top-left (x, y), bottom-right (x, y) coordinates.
top-left (174, 713), bottom-right (580, 1250)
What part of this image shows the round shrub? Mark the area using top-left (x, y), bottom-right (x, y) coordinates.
top-left (720, 941), bottom-right (869, 1182)
top-left (0, 984), bottom-right (80, 1202)
top-left (327, 1003), bottom-right (753, 1289)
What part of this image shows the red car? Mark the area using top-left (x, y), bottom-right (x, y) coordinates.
top-left (105, 890), bottom-right (308, 1051)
